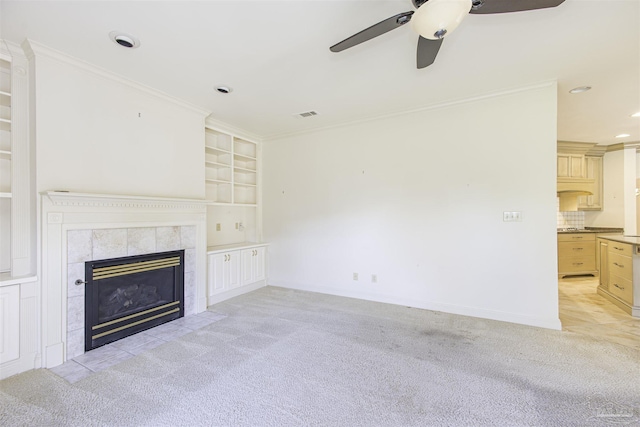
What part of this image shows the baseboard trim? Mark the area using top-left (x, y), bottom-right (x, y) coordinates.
top-left (267, 281), bottom-right (561, 330)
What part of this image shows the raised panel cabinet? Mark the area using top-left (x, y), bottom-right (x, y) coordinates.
top-left (578, 156), bottom-right (603, 210)
top-left (207, 251), bottom-right (241, 298)
top-left (241, 246), bottom-right (265, 286)
top-left (0, 284), bottom-right (19, 364)
top-left (557, 153), bottom-right (585, 179)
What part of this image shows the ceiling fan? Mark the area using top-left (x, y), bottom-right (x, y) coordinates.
top-left (330, 0), bottom-right (566, 69)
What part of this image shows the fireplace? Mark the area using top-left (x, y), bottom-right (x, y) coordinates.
top-left (84, 250), bottom-right (185, 351)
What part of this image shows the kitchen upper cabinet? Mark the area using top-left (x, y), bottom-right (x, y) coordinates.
top-left (557, 153), bottom-right (585, 179)
top-left (578, 156), bottom-right (603, 211)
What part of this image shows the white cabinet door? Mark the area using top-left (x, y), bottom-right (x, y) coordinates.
top-left (208, 251), bottom-right (242, 296)
top-left (207, 253), bottom-right (226, 297)
top-left (227, 251), bottom-right (241, 289)
top-left (0, 285), bottom-right (20, 364)
top-left (255, 247), bottom-right (266, 281)
top-left (241, 249), bottom-right (256, 286)
top-left (241, 247), bottom-right (266, 286)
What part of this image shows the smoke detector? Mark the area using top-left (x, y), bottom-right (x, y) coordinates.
top-left (294, 110), bottom-right (319, 118)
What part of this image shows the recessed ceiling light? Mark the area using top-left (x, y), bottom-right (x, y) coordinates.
top-left (215, 86), bottom-right (232, 94)
top-left (109, 31), bottom-right (140, 49)
top-left (615, 134), bottom-right (631, 138)
top-left (569, 86), bottom-right (591, 94)
top-left (632, 112), bottom-right (640, 118)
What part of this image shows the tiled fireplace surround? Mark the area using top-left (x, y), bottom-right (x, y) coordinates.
top-left (41, 192), bottom-right (208, 368)
top-left (65, 225), bottom-right (197, 359)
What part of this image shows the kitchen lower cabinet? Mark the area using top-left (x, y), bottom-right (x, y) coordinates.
top-left (207, 243), bottom-right (268, 305)
top-left (597, 237), bottom-right (639, 318)
top-left (558, 233), bottom-right (596, 277)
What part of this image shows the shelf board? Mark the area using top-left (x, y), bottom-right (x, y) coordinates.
top-left (0, 150), bottom-right (10, 160)
top-left (0, 90), bottom-right (11, 98)
top-left (234, 166), bottom-right (257, 174)
top-left (234, 182), bottom-right (257, 188)
top-left (205, 161), bottom-right (231, 169)
top-left (205, 145), bottom-right (231, 154)
top-left (205, 179), bottom-right (232, 185)
top-left (234, 153), bottom-right (256, 161)
top-left (0, 192), bottom-right (12, 198)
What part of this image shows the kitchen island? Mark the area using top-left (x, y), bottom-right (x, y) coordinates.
top-left (597, 235), bottom-right (640, 317)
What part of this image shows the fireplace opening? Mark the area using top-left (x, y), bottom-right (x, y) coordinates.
top-left (85, 250), bottom-right (184, 351)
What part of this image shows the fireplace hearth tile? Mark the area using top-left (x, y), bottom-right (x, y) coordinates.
top-left (74, 345), bottom-right (133, 372)
top-left (50, 360), bottom-right (93, 384)
top-left (109, 331), bottom-right (161, 352)
top-left (126, 338), bottom-right (167, 356)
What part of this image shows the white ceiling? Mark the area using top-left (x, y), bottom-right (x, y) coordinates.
top-left (1, 0), bottom-right (639, 143)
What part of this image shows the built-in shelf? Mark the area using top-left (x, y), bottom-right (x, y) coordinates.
top-left (0, 150), bottom-right (10, 160)
top-left (204, 127), bottom-right (258, 206)
top-left (0, 192), bottom-right (12, 198)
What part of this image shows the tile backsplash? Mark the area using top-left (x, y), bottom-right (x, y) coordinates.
top-left (556, 198), bottom-right (585, 229)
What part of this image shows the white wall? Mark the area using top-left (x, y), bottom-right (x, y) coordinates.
top-left (263, 84), bottom-right (560, 329)
top-left (585, 150), bottom-right (625, 228)
top-left (32, 44), bottom-right (205, 199)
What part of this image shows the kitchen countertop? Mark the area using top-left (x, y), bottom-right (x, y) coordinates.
top-left (597, 235), bottom-right (640, 246)
top-left (557, 227), bottom-right (624, 234)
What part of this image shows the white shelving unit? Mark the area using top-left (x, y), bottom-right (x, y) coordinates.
top-left (0, 57), bottom-right (12, 273)
top-left (205, 128), bottom-right (258, 206)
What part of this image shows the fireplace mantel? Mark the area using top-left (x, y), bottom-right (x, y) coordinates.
top-left (40, 190), bottom-right (208, 369)
top-left (42, 191), bottom-right (208, 210)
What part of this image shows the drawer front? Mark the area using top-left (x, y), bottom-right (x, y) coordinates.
top-left (558, 233), bottom-right (595, 243)
top-left (608, 242), bottom-right (633, 257)
top-left (609, 273), bottom-right (633, 305)
top-left (609, 252), bottom-right (632, 281)
top-left (558, 256), bottom-right (596, 273)
top-left (558, 241), bottom-right (595, 258)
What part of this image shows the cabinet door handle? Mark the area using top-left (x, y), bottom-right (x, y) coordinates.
top-left (572, 248), bottom-right (583, 251)
top-left (613, 262), bottom-right (624, 268)
top-left (614, 283), bottom-right (625, 291)
top-left (572, 262), bottom-right (583, 266)
top-left (573, 236), bottom-right (584, 239)
top-left (613, 247), bottom-right (624, 251)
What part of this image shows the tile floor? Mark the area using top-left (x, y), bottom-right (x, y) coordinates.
top-left (50, 310), bottom-right (227, 383)
top-left (559, 275), bottom-right (640, 351)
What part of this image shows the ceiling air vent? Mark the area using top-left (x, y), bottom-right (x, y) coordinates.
top-left (294, 110), bottom-right (319, 118)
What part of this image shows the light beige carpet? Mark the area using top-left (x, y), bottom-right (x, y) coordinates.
top-left (1, 286), bottom-right (639, 426)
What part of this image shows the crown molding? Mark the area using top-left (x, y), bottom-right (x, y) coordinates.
top-left (205, 116), bottom-right (262, 143)
top-left (25, 40), bottom-right (210, 117)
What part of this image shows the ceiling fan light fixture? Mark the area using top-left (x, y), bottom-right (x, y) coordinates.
top-left (632, 112), bottom-right (640, 118)
top-left (411, 0), bottom-right (472, 40)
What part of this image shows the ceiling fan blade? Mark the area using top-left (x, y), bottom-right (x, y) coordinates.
top-left (330, 11), bottom-right (414, 52)
top-left (417, 36), bottom-right (443, 69)
top-left (469, 0), bottom-right (566, 14)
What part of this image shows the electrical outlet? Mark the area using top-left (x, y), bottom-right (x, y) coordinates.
top-left (371, 274), bottom-right (377, 283)
top-left (353, 273), bottom-right (358, 281)
top-left (216, 223), bottom-right (221, 231)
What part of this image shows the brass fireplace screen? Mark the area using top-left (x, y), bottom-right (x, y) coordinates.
top-left (84, 250), bottom-right (184, 351)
